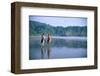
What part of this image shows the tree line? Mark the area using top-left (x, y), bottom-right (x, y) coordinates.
top-left (29, 21), bottom-right (87, 36)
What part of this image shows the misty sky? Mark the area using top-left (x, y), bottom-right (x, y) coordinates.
top-left (29, 16), bottom-right (87, 27)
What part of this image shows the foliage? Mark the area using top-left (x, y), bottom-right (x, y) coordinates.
top-left (29, 21), bottom-right (87, 36)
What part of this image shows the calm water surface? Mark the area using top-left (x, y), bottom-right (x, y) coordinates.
top-left (29, 36), bottom-right (87, 60)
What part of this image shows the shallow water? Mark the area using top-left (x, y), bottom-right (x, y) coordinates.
top-left (29, 36), bottom-right (87, 60)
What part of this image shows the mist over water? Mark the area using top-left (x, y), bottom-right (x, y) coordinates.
top-left (29, 36), bottom-right (87, 60)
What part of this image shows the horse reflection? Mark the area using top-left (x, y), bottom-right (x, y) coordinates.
top-left (41, 46), bottom-right (45, 59)
top-left (40, 44), bottom-right (51, 59)
top-left (47, 44), bottom-right (51, 59)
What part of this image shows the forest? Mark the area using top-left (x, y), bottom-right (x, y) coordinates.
top-left (29, 21), bottom-right (87, 36)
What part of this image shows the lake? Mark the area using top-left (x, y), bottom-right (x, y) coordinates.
top-left (29, 36), bottom-right (87, 60)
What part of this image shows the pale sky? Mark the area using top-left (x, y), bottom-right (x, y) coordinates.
top-left (29, 16), bottom-right (87, 27)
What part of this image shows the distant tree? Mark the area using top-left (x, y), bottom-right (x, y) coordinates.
top-left (29, 21), bottom-right (87, 36)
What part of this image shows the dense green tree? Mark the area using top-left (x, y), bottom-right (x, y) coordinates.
top-left (29, 21), bottom-right (87, 36)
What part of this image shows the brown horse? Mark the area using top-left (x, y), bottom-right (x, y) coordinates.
top-left (41, 33), bottom-right (45, 47)
top-left (47, 33), bottom-right (51, 44)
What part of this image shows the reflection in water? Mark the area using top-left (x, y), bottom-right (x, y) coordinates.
top-left (41, 44), bottom-right (51, 59)
top-left (41, 46), bottom-right (45, 59)
top-left (29, 36), bottom-right (87, 60)
top-left (47, 45), bottom-right (51, 59)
